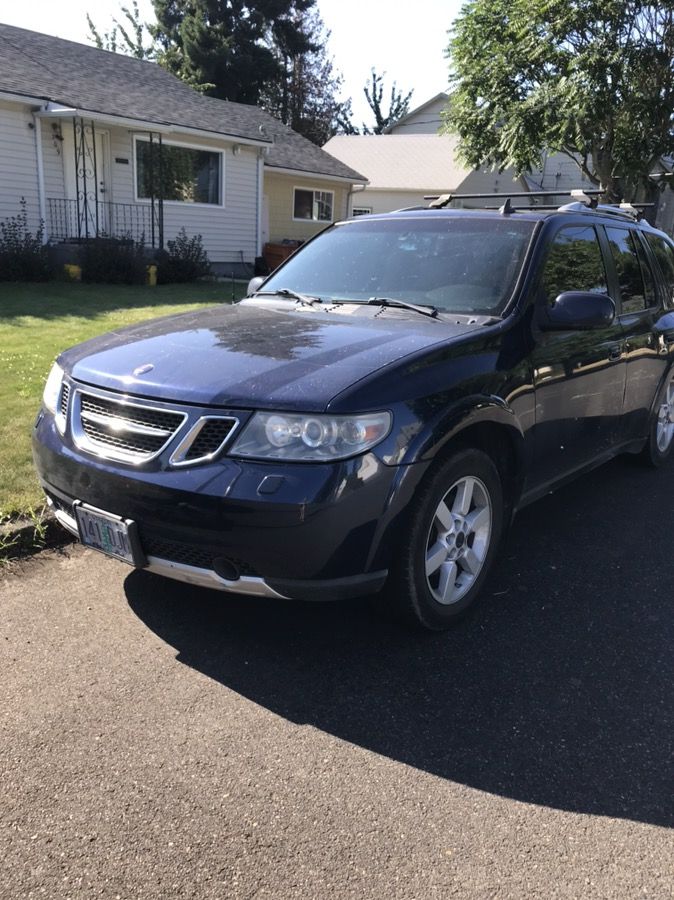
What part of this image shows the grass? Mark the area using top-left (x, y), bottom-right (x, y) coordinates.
top-left (0, 280), bottom-right (246, 518)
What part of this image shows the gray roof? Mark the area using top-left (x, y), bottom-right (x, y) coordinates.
top-left (0, 23), bottom-right (365, 183)
top-left (323, 134), bottom-right (473, 191)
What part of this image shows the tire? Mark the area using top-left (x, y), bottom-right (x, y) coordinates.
top-left (387, 448), bottom-right (505, 631)
top-left (641, 368), bottom-right (674, 467)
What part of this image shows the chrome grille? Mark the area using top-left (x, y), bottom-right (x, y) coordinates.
top-left (60, 383), bottom-right (70, 417)
top-left (169, 415), bottom-right (239, 466)
top-left (80, 395), bottom-right (183, 432)
top-left (74, 391), bottom-right (186, 462)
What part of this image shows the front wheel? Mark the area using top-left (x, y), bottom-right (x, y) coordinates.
top-left (388, 448), bottom-right (505, 631)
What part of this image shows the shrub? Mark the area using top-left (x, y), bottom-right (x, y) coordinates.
top-left (80, 234), bottom-right (148, 285)
top-left (0, 199), bottom-right (52, 281)
top-left (157, 228), bottom-right (211, 283)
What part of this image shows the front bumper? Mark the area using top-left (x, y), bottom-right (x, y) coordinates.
top-left (34, 408), bottom-right (429, 601)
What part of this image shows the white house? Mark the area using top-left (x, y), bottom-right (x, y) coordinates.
top-left (325, 93), bottom-right (674, 233)
top-left (323, 131), bottom-right (535, 216)
top-left (0, 24), bottom-right (366, 275)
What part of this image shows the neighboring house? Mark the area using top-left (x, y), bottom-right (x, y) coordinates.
top-left (324, 132), bottom-right (538, 216)
top-left (382, 92), bottom-right (451, 134)
top-left (0, 24), bottom-right (366, 275)
top-left (327, 93), bottom-right (674, 235)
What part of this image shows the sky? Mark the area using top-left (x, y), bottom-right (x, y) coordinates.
top-left (0, 0), bottom-right (462, 122)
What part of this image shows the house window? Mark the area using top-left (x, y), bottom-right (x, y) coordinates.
top-left (136, 139), bottom-right (222, 205)
top-left (293, 188), bottom-right (333, 222)
top-left (352, 207), bottom-right (372, 217)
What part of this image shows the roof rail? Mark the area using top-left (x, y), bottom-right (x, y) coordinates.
top-left (424, 188), bottom-right (604, 210)
top-left (558, 201), bottom-right (655, 222)
top-left (423, 188), bottom-right (654, 221)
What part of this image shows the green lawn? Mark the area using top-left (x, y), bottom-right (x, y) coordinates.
top-left (0, 281), bottom-right (245, 518)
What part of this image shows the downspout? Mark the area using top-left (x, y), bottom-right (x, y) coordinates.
top-left (256, 150), bottom-right (265, 257)
top-left (346, 183), bottom-right (367, 217)
top-left (32, 111), bottom-right (48, 242)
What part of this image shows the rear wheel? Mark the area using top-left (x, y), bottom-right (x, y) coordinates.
top-left (388, 448), bottom-right (505, 630)
top-left (641, 369), bottom-right (674, 467)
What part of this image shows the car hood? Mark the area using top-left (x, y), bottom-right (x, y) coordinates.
top-left (61, 301), bottom-right (486, 411)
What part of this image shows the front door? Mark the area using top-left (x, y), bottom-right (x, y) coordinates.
top-left (529, 223), bottom-right (626, 490)
top-left (602, 225), bottom-right (668, 443)
top-left (62, 120), bottom-right (109, 238)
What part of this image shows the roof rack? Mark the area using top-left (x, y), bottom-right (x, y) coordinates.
top-left (424, 188), bottom-right (604, 209)
top-left (423, 188), bottom-right (653, 221)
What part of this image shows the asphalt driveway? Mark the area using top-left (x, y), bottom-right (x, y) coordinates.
top-left (1, 455), bottom-right (673, 898)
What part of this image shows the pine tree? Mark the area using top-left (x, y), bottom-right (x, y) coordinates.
top-left (151, 0), bottom-right (317, 104)
top-left (260, 6), bottom-right (350, 145)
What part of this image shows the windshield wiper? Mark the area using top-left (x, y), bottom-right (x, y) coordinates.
top-left (254, 288), bottom-right (322, 307)
top-left (366, 297), bottom-right (438, 318)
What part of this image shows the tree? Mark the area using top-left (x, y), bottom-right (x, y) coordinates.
top-left (150, 0), bottom-right (317, 104)
top-left (362, 69), bottom-right (414, 134)
top-left (87, 0), bottom-right (154, 59)
top-left (445, 0), bottom-right (674, 205)
top-left (259, 6), bottom-right (350, 145)
top-left (337, 70), bottom-right (414, 135)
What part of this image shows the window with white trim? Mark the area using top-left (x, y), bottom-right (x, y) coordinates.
top-left (293, 188), bottom-right (333, 222)
top-left (135, 138), bottom-right (222, 205)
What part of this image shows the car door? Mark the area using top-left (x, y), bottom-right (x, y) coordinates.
top-left (601, 225), bottom-right (669, 443)
top-left (529, 223), bottom-right (626, 490)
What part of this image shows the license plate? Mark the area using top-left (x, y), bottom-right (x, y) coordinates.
top-left (74, 502), bottom-right (144, 567)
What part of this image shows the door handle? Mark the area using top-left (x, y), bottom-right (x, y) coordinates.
top-left (608, 344), bottom-right (622, 361)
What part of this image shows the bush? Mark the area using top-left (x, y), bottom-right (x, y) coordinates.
top-left (157, 228), bottom-right (211, 283)
top-left (0, 199), bottom-right (52, 281)
top-left (80, 235), bottom-right (148, 285)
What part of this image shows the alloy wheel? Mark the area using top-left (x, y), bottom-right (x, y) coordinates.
top-left (424, 475), bottom-right (492, 606)
top-left (656, 375), bottom-right (674, 453)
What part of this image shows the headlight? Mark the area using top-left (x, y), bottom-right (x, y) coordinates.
top-left (230, 411), bottom-right (392, 461)
top-left (43, 362), bottom-right (64, 415)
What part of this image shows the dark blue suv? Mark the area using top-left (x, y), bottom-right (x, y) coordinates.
top-left (33, 196), bottom-right (674, 629)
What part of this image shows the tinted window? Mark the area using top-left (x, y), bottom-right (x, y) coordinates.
top-left (605, 227), bottom-right (650, 314)
top-left (541, 226), bottom-right (607, 303)
top-left (644, 233), bottom-right (674, 308)
top-left (633, 232), bottom-right (657, 308)
top-left (262, 217), bottom-right (536, 315)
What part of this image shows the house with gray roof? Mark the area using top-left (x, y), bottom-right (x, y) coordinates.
top-left (323, 131), bottom-right (542, 216)
top-left (0, 23), bottom-right (366, 274)
top-left (326, 92), bottom-right (674, 234)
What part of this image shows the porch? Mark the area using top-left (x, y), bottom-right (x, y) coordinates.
top-left (42, 115), bottom-right (165, 248)
top-left (47, 197), bottom-right (162, 246)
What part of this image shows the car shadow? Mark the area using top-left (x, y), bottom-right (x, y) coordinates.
top-left (125, 456), bottom-right (674, 827)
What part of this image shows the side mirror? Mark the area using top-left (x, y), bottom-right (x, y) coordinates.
top-left (540, 291), bottom-right (616, 331)
top-left (247, 275), bottom-right (266, 296)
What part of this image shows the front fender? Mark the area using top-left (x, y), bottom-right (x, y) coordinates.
top-left (399, 395), bottom-right (527, 466)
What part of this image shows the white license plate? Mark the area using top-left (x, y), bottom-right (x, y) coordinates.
top-left (74, 503), bottom-right (141, 566)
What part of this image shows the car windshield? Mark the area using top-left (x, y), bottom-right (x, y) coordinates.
top-left (261, 216), bottom-right (536, 315)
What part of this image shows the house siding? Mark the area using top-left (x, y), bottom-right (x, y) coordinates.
top-left (35, 119), bottom-right (259, 263)
top-left (347, 170), bottom-right (526, 216)
top-left (348, 189), bottom-right (425, 216)
top-left (0, 99), bottom-right (40, 230)
top-left (265, 172), bottom-right (349, 242)
top-left (388, 97), bottom-right (448, 135)
top-left (114, 128), bottom-right (259, 263)
top-left (2, 97), bottom-right (359, 266)
top-left (40, 118), bottom-right (66, 202)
